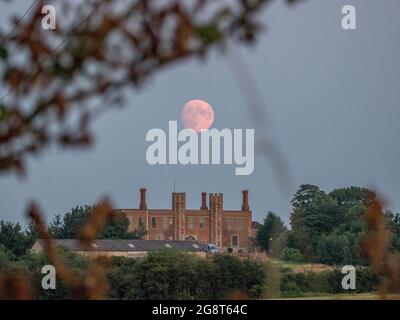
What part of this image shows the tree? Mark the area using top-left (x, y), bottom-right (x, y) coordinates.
top-left (288, 184), bottom-right (389, 265)
top-left (0, 0), bottom-right (301, 175)
top-left (50, 205), bottom-right (143, 239)
top-left (315, 233), bottom-right (352, 265)
top-left (0, 245), bottom-right (10, 269)
top-left (48, 214), bottom-right (64, 238)
top-left (107, 257), bottom-right (138, 299)
top-left (385, 210), bottom-right (400, 252)
top-left (0, 221), bottom-right (34, 258)
top-left (290, 185), bottom-right (342, 260)
top-left (256, 212), bottom-right (286, 254)
top-left (118, 250), bottom-right (265, 300)
top-left (281, 247), bottom-right (303, 263)
top-left (329, 187), bottom-right (375, 210)
top-left (20, 248), bottom-right (89, 300)
top-left (52, 205), bottom-right (93, 239)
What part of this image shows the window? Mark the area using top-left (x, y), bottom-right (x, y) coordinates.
top-left (227, 218), bottom-right (233, 230)
top-left (237, 218), bottom-right (243, 231)
top-left (139, 216), bottom-right (144, 227)
top-left (169, 217), bottom-right (173, 224)
top-left (168, 236), bottom-right (173, 240)
top-left (157, 234), bottom-right (165, 240)
top-left (188, 217), bottom-right (194, 230)
top-left (151, 217), bottom-right (157, 228)
top-left (199, 217), bottom-right (205, 229)
top-left (232, 235), bottom-right (238, 247)
top-left (128, 216), bottom-right (134, 225)
top-left (163, 217), bottom-right (169, 229)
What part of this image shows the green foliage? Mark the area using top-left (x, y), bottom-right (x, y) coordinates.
top-left (212, 254), bottom-right (265, 299)
top-left (386, 210), bottom-right (400, 252)
top-left (50, 205), bottom-right (144, 239)
top-left (109, 250), bottom-right (265, 300)
top-left (0, 46), bottom-right (7, 60)
top-left (0, 245), bottom-right (10, 269)
top-left (316, 233), bottom-right (352, 265)
top-left (256, 212), bottom-right (287, 255)
top-left (281, 247), bottom-right (303, 263)
top-left (329, 187), bottom-right (374, 210)
top-left (50, 205), bottom-right (93, 238)
top-left (107, 257), bottom-right (138, 299)
top-left (291, 185), bottom-right (343, 259)
top-left (0, 221), bottom-right (35, 259)
top-left (263, 261), bottom-right (282, 298)
top-left (17, 248), bottom-right (89, 300)
top-left (0, 246), bottom-right (382, 299)
top-left (195, 25), bottom-right (222, 45)
top-left (288, 184), bottom-right (384, 265)
top-left (126, 250), bottom-right (198, 299)
top-left (280, 267), bottom-right (380, 297)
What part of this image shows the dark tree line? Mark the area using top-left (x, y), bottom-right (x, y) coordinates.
top-left (0, 205), bottom-right (145, 259)
top-left (49, 205), bottom-right (145, 240)
top-left (0, 248), bottom-right (265, 300)
top-left (256, 184), bottom-right (400, 265)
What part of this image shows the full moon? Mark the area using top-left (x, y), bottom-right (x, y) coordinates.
top-left (181, 100), bottom-right (214, 133)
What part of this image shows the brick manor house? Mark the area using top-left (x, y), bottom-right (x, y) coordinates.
top-left (119, 188), bottom-right (255, 252)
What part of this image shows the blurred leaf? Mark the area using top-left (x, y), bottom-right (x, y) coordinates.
top-left (195, 25), bottom-right (222, 45)
top-left (0, 46), bottom-right (7, 60)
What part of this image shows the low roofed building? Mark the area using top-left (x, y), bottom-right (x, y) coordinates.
top-left (31, 239), bottom-right (208, 258)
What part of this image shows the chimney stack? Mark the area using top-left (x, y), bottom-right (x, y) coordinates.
top-left (201, 192), bottom-right (208, 210)
top-left (139, 188), bottom-right (147, 210)
top-left (242, 190), bottom-right (249, 211)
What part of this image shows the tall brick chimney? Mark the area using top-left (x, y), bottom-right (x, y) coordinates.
top-left (139, 188), bottom-right (147, 210)
top-left (201, 192), bottom-right (208, 210)
top-left (241, 190), bottom-right (249, 211)
top-left (172, 192), bottom-right (186, 240)
top-left (209, 193), bottom-right (223, 247)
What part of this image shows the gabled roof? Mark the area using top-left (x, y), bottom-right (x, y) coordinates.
top-left (33, 239), bottom-right (207, 252)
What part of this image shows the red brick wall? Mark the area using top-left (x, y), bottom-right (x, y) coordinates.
top-left (121, 190), bottom-right (253, 251)
top-left (221, 211), bottom-right (252, 250)
top-left (185, 210), bottom-right (211, 243)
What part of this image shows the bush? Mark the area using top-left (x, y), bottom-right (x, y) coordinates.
top-left (315, 233), bottom-right (352, 265)
top-left (280, 267), bottom-right (380, 297)
top-left (281, 247), bottom-right (303, 263)
top-left (113, 250), bottom-right (265, 300)
top-left (0, 245), bottom-right (10, 269)
top-left (107, 256), bottom-right (138, 299)
top-left (1, 249), bottom-right (266, 300)
top-left (263, 261), bottom-right (282, 298)
top-left (18, 248), bottom-right (89, 300)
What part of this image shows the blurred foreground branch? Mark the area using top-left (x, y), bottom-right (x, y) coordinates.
top-left (361, 196), bottom-right (400, 298)
top-left (0, 0), bottom-right (301, 175)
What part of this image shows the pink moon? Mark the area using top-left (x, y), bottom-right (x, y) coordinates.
top-left (181, 100), bottom-right (215, 133)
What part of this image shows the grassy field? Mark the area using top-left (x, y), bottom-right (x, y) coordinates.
top-left (270, 259), bottom-right (336, 273)
top-left (275, 293), bottom-right (400, 300)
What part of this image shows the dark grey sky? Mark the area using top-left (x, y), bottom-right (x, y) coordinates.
top-left (1, 0), bottom-right (399, 226)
